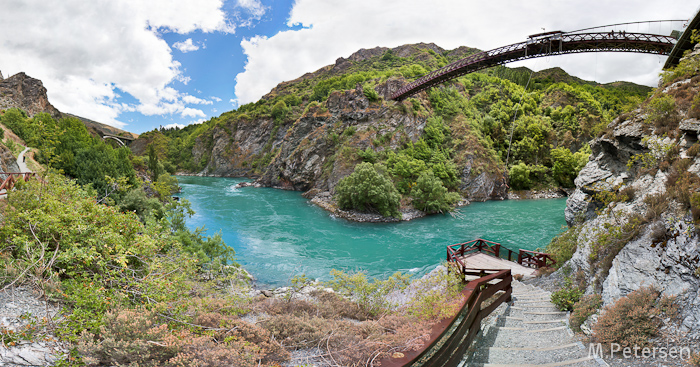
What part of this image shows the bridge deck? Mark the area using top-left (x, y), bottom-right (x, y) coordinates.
top-left (458, 252), bottom-right (536, 279)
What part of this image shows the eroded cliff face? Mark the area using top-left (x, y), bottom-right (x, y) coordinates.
top-left (190, 80), bottom-right (507, 207)
top-left (562, 59), bottom-right (700, 337)
top-left (0, 72), bottom-right (61, 120)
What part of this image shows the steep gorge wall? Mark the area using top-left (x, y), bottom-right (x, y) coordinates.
top-left (190, 81), bottom-right (507, 204)
top-left (562, 56), bottom-right (700, 337)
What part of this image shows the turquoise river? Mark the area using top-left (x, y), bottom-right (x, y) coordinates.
top-left (178, 176), bottom-right (568, 287)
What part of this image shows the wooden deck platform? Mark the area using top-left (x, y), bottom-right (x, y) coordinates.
top-left (458, 253), bottom-right (537, 278)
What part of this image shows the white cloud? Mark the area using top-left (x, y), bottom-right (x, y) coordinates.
top-left (163, 123), bottom-right (186, 129)
top-left (173, 38), bottom-right (200, 53)
top-left (236, 0), bottom-right (267, 24)
top-left (211, 96), bottom-right (222, 102)
top-left (181, 107), bottom-right (206, 118)
top-left (0, 0), bottom-right (233, 128)
top-left (234, 0), bottom-right (695, 104)
top-left (182, 95), bottom-right (214, 105)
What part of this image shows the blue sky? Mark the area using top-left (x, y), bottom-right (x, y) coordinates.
top-left (0, 0), bottom-right (696, 134)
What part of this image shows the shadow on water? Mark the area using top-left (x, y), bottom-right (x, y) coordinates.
top-left (177, 176), bottom-right (568, 287)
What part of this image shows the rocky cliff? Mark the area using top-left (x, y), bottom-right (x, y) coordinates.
top-left (184, 44), bottom-right (510, 208)
top-left (191, 81), bottom-right (508, 203)
top-left (561, 47), bottom-right (700, 337)
top-left (0, 143), bottom-right (20, 181)
top-left (0, 72), bottom-right (62, 120)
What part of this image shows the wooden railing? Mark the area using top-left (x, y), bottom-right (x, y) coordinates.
top-left (518, 249), bottom-right (557, 269)
top-left (0, 172), bottom-right (35, 192)
top-left (447, 238), bottom-right (555, 276)
top-left (378, 269), bottom-right (512, 367)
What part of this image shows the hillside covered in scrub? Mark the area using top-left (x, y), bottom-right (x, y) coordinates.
top-left (133, 43), bottom-right (650, 219)
top-left (541, 41), bottom-right (700, 352)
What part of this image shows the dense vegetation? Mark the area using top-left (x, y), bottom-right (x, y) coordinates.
top-left (0, 104), bottom-right (466, 365)
top-left (134, 44), bottom-right (649, 217)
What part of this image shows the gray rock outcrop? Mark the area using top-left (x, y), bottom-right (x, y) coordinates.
top-left (0, 72), bottom-right (62, 120)
top-left (558, 73), bottom-right (700, 338)
top-left (0, 143), bottom-right (20, 180)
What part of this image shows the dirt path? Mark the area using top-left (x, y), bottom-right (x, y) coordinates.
top-left (17, 147), bottom-right (30, 172)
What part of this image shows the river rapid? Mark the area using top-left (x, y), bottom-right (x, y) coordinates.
top-left (178, 176), bottom-right (568, 287)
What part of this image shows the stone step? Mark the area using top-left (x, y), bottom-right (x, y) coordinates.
top-left (469, 355), bottom-right (598, 366)
top-left (510, 305), bottom-right (560, 312)
top-left (500, 316), bottom-right (567, 329)
top-left (487, 326), bottom-right (571, 349)
top-left (470, 343), bottom-right (588, 365)
top-left (506, 308), bottom-right (568, 322)
top-left (516, 300), bottom-right (555, 305)
top-left (514, 293), bottom-right (551, 300)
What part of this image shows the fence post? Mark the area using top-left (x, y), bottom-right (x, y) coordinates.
top-left (494, 244), bottom-right (500, 258)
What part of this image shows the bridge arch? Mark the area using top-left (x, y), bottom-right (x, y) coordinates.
top-left (391, 32), bottom-right (677, 101)
top-left (102, 135), bottom-right (127, 147)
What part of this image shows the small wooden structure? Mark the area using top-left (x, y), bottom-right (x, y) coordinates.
top-left (0, 172), bottom-right (35, 192)
top-left (447, 238), bottom-right (555, 278)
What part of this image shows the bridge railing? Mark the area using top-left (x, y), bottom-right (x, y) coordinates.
top-left (446, 238), bottom-right (555, 277)
top-left (0, 172), bottom-right (36, 192)
top-left (378, 269), bottom-right (512, 367)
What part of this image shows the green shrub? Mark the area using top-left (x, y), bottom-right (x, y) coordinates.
top-left (335, 162), bottom-right (401, 218)
top-left (271, 100), bottom-right (288, 120)
top-left (551, 279), bottom-right (583, 311)
top-left (363, 85), bottom-right (379, 102)
top-left (546, 225), bottom-right (580, 267)
top-left (357, 147), bottom-right (377, 163)
top-left (550, 146), bottom-right (590, 187)
top-left (404, 266), bottom-right (464, 321)
top-left (592, 286), bottom-right (660, 348)
top-left (570, 294), bottom-right (602, 331)
top-left (509, 162), bottom-right (531, 189)
top-left (327, 269), bottom-right (410, 316)
top-left (410, 170), bottom-right (460, 213)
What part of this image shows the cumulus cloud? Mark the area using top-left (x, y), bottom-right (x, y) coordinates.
top-left (163, 123), bottom-right (186, 129)
top-left (237, 0), bottom-right (267, 18)
top-left (182, 95), bottom-right (214, 105)
top-left (173, 38), bottom-right (200, 53)
top-left (234, 0), bottom-right (694, 104)
top-left (0, 0), bottom-right (233, 128)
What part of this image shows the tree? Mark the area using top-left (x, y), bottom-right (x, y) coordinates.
top-left (509, 162), bottom-right (531, 190)
top-left (148, 144), bottom-right (162, 182)
top-left (271, 100), bottom-right (288, 120)
top-left (335, 162), bottom-right (401, 218)
top-left (410, 170), bottom-right (460, 213)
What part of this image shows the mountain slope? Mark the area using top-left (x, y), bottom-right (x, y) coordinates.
top-left (552, 45), bottom-right (700, 339)
top-left (136, 43), bottom-right (651, 218)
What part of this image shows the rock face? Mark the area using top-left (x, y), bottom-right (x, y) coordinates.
top-left (564, 113), bottom-right (646, 225)
top-left (190, 80), bottom-right (506, 209)
top-left (560, 68), bottom-right (700, 337)
top-left (0, 72), bottom-right (62, 120)
top-left (0, 143), bottom-right (20, 180)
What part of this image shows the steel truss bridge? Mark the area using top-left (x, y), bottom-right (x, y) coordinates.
top-left (390, 7), bottom-right (700, 102)
top-left (391, 31), bottom-right (678, 101)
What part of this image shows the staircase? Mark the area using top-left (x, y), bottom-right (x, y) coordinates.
top-left (468, 281), bottom-right (606, 367)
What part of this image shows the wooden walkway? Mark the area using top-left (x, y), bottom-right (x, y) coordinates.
top-left (458, 253), bottom-right (536, 278)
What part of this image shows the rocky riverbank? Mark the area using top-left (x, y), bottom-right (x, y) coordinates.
top-left (507, 188), bottom-right (571, 200)
top-left (0, 286), bottom-right (66, 366)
